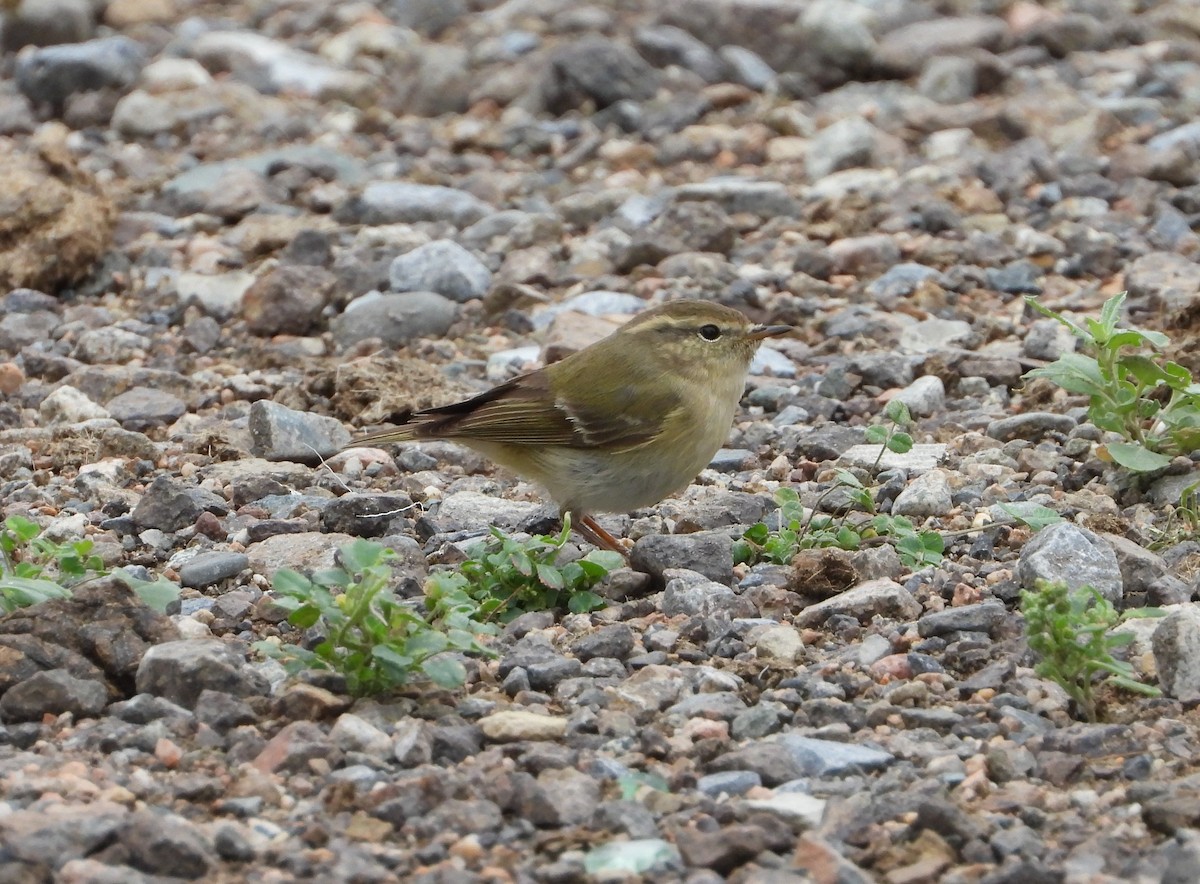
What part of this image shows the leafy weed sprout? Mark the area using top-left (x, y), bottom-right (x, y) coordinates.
top-left (1020, 579), bottom-right (1162, 722)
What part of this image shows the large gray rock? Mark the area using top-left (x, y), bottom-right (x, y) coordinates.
top-left (336, 182), bottom-right (494, 227)
top-left (331, 292), bottom-right (458, 349)
top-left (389, 240), bottom-right (492, 303)
top-left (248, 399), bottom-right (350, 463)
top-left (1016, 523), bottom-right (1122, 604)
top-left (1152, 606), bottom-right (1200, 702)
top-left (15, 35), bottom-right (145, 111)
top-left (136, 639), bottom-right (270, 709)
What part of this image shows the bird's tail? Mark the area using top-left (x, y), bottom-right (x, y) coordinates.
top-left (342, 418), bottom-right (418, 450)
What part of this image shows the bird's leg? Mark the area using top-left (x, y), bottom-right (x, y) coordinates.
top-left (569, 512), bottom-right (630, 560)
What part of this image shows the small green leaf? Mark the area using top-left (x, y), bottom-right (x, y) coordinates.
top-left (884, 399), bottom-right (912, 425)
top-left (1104, 442), bottom-right (1172, 472)
top-left (997, 503), bottom-right (1063, 530)
top-left (886, 432), bottom-right (914, 454)
top-left (567, 590), bottom-right (605, 614)
top-left (421, 655), bottom-right (467, 688)
top-left (536, 563), bottom-right (565, 590)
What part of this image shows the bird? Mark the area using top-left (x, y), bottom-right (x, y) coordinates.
top-left (345, 299), bottom-right (792, 554)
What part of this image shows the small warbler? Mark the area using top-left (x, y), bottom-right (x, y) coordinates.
top-left (347, 300), bottom-right (791, 553)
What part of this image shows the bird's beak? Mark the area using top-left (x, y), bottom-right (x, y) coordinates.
top-left (747, 324), bottom-right (792, 341)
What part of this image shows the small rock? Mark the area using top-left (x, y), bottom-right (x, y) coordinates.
top-left (131, 476), bottom-right (203, 532)
top-left (389, 240), bottom-right (492, 303)
top-left (0, 669), bottom-right (107, 722)
top-left (892, 470), bottom-right (954, 517)
top-left (479, 710), bottom-right (568, 742)
top-left (891, 376), bottom-right (945, 417)
top-left (337, 182), bottom-right (494, 227)
top-left (1152, 606), bottom-right (1200, 702)
top-left (631, 533), bottom-right (734, 585)
top-left (179, 552), bottom-right (249, 589)
top-left (15, 36), bottom-right (145, 111)
top-left (986, 413), bottom-right (1077, 442)
top-left (330, 713), bottom-right (392, 756)
top-left (242, 266), bottom-right (335, 336)
top-left (332, 291), bottom-right (458, 349)
top-left (918, 603), bottom-right (1007, 637)
top-left (40, 384), bottom-right (110, 424)
top-left (1016, 522), bottom-right (1123, 604)
top-left (777, 735), bottom-right (894, 776)
top-left (796, 578), bottom-right (921, 627)
top-left (248, 399), bottom-right (350, 463)
top-left (105, 386), bottom-right (186, 430)
top-left (136, 639), bottom-right (270, 708)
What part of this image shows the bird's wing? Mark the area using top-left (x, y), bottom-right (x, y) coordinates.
top-left (418, 368), bottom-right (683, 451)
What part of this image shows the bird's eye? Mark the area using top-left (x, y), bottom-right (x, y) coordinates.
top-left (698, 324), bottom-right (722, 341)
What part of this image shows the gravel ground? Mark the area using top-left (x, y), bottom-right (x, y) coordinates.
top-left (3, 0), bottom-right (1200, 881)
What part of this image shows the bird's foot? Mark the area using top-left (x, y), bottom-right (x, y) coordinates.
top-left (573, 513), bottom-right (631, 561)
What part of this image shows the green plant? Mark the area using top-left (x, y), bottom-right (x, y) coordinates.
top-left (1025, 292), bottom-right (1200, 472)
top-left (0, 515), bottom-right (104, 612)
top-left (430, 517), bottom-right (626, 623)
top-left (256, 539), bottom-right (497, 695)
top-left (1147, 479), bottom-right (1200, 550)
top-left (1020, 579), bottom-right (1162, 722)
top-left (735, 402), bottom-right (944, 570)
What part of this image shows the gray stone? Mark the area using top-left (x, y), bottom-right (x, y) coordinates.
top-left (918, 55), bottom-right (977, 104)
top-left (898, 318), bottom-right (974, 354)
top-left (242, 265), bottom-right (335, 336)
top-left (807, 116), bottom-right (878, 180)
top-left (675, 179), bottom-right (799, 217)
top-left (330, 712), bottom-right (392, 756)
top-left (877, 15), bottom-right (1007, 76)
top-left (389, 240), bottom-right (492, 303)
top-left (776, 735), bottom-right (894, 776)
top-left (436, 491), bottom-right (539, 531)
top-left (179, 552), bottom-right (249, 589)
top-left (320, 494), bottom-right (414, 538)
top-left (867, 264), bottom-right (947, 302)
top-left (1125, 251), bottom-right (1200, 314)
top-left (631, 533), bottom-right (734, 585)
top-left (1016, 522), bottom-right (1122, 604)
top-left (634, 25), bottom-right (725, 82)
top-left (332, 291), bottom-right (458, 349)
top-left (120, 809), bottom-right (216, 879)
top-left (719, 46), bottom-right (776, 90)
top-left (136, 639), bottom-right (270, 708)
top-left (0, 669), bottom-right (107, 722)
top-left (891, 375), bottom-right (945, 417)
top-left (174, 271), bottom-right (257, 320)
top-left (537, 768), bottom-right (601, 826)
top-left (0, 309), bottom-right (61, 352)
top-left (918, 602), bottom-right (1007, 637)
top-left (39, 384), bottom-right (110, 424)
top-left (105, 386), bottom-right (187, 430)
top-left (15, 35), bottom-right (145, 110)
top-left (986, 413), bottom-right (1077, 442)
top-left (1022, 319), bottom-right (1078, 361)
top-left (539, 36), bottom-right (659, 114)
top-left (1101, 533), bottom-right (1167, 596)
top-left (660, 569), bottom-right (753, 619)
top-left (892, 470), bottom-right (953, 517)
top-left (0, 0), bottom-right (95, 51)
top-left (131, 476), bottom-right (203, 532)
top-left (706, 741), bottom-right (803, 787)
top-left (987, 261), bottom-right (1043, 295)
top-left (796, 578), bottom-right (921, 627)
top-left (188, 31), bottom-right (372, 103)
top-left (248, 399), bottom-right (351, 463)
top-left (1152, 606), bottom-right (1200, 702)
top-left (571, 624), bottom-right (636, 661)
top-left (337, 182), bottom-right (493, 227)
top-left (696, 770), bottom-right (762, 797)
